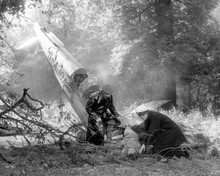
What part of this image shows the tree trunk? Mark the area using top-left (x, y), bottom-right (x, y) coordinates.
top-left (155, 0), bottom-right (173, 37)
top-left (196, 87), bottom-right (200, 104)
top-left (155, 0), bottom-right (176, 106)
top-left (188, 83), bottom-right (192, 109)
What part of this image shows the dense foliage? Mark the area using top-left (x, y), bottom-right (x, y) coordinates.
top-left (34, 0), bottom-right (220, 110)
top-left (1, 0), bottom-right (220, 118)
top-left (108, 0), bottom-right (220, 110)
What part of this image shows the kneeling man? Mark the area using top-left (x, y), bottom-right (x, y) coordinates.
top-left (136, 108), bottom-right (188, 158)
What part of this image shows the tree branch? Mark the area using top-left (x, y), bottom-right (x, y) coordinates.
top-left (0, 35), bottom-right (15, 54)
top-left (25, 92), bottom-right (44, 111)
top-left (0, 88), bottom-right (45, 117)
top-left (0, 89), bottom-right (83, 146)
top-left (138, 2), bottom-right (154, 24)
top-left (0, 91), bottom-right (25, 117)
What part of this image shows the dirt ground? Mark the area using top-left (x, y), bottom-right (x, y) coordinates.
top-left (0, 144), bottom-right (219, 176)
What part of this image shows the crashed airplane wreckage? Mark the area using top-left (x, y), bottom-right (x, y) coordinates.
top-left (34, 23), bottom-right (98, 126)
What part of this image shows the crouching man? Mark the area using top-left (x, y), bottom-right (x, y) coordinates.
top-left (84, 84), bottom-right (121, 144)
top-left (136, 108), bottom-right (189, 158)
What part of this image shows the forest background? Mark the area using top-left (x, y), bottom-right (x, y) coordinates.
top-left (1, 1), bottom-right (220, 175)
top-left (1, 0), bottom-right (220, 113)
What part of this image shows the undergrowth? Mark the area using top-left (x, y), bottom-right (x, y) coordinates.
top-left (161, 108), bottom-right (220, 150)
top-left (0, 108), bottom-right (220, 176)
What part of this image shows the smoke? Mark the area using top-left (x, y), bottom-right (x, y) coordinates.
top-left (94, 63), bottom-right (112, 84)
top-left (16, 37), bottom-right (38, 50)
top-left (8, 51), bottom-right (63, 102)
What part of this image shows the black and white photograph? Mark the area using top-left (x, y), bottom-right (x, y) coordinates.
top-left (0, 0), bottom-right (220, 175)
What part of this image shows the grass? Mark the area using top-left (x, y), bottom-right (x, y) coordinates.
top-left (0, 109), bottom-right (220, 176)
top-left (0, 145), bottom-right (219, 176)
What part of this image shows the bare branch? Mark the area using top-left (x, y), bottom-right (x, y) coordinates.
top-left (138, 2), bottom-right (155, 24)
top-left (26, 92), bottom-right (45, 111)
top-left (0, 88), bottom-right (45, 117)
top-left (1, 115), bottom-right (32, 131)
top-left (0, 91), bottom-right (25, 117)
top-left (0, 89), bottom-right (83, 146)
top-left (0, 35), bottom-right (16, 54)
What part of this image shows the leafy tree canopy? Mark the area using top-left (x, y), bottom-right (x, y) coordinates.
top-left (1, 0), bottom-right (220, 110)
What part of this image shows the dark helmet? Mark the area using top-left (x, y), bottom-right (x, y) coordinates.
top-left (102, 84), bottom-right (113, 94)
top-left (70, 68), bottom-right (87, 80)
top-left (82, 84), bottom-right (101, 99)
top-left (74, 68), bottom-right (87, 75)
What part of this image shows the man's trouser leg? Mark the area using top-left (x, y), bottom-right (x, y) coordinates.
top-left (102, 122), bottom-right (108, 141)
top-left (106, 124), bottom-right (114, 141)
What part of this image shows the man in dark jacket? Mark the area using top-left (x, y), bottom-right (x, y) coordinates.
top-left (81, 84), bottom-right (104, 145)
top-left (85, 84), bottom-right (121, 143)
top-left (136, 109), bottom-right (188, 158)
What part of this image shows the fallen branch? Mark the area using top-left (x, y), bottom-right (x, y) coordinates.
top-left (180, 143), bottom-right (208, 150)
top-left (59, 124), bottom-right (80, 150)
top-left (0, 152), bottom-right (13, 164)
top-left (0, 89), bottom-right (85, 148)
top-left (0, 88), bottom-right (44, 117)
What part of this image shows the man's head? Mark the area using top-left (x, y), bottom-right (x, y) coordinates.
top-left (82, 84), bottom-right (101, 99)
top-left (135, 105), bottom-right (150, 121)
top-left (73, 68), bottom-right (88, 87)
top-left (102, 84), bottom-right (113, 96)
top-left (137, 111), bottom-right (149, 121)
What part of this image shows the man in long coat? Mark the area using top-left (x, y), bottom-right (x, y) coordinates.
top-left (136, 109), bottom-right (188, 157)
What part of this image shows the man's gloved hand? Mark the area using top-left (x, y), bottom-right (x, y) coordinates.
top-left (139, 144), bottom-right (146, 154)
top-left (139, 144), bottom-right (153, 154)
top-left (116, 113), bottom-right (121, 119)
top-left (113, 114), bottom-right (121, 127)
